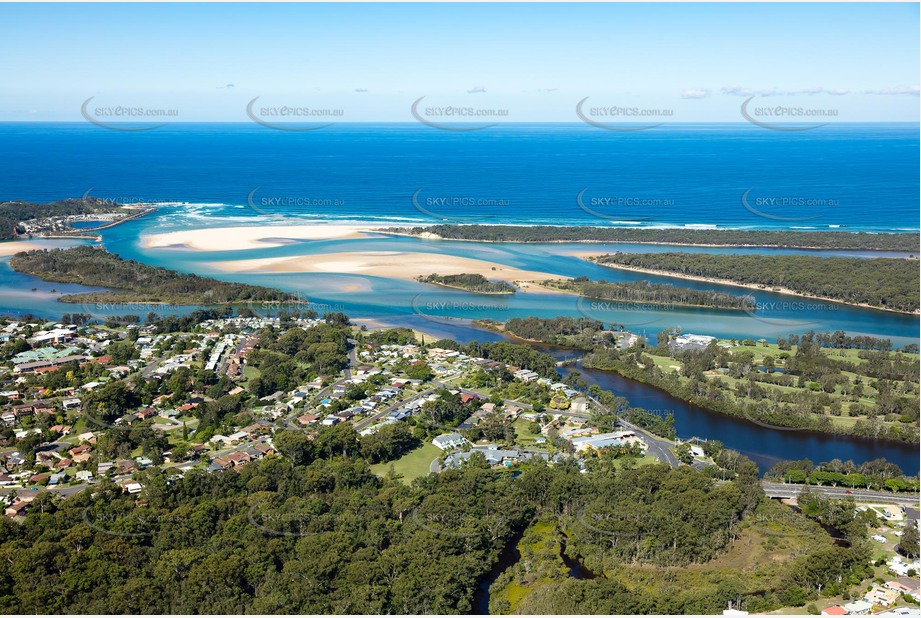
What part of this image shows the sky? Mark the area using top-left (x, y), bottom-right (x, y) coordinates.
top-left (1, 2), bottom-right (919, 122)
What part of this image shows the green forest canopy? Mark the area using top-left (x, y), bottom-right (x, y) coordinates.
top-left (394, 224), bottom-right (921, 252)
top-left (544, 277), bottom-right (755, 309)
top-left (0, 446), bottom-right (873, 615)
top-left (0, 198), bottom-right (126, 240)
top-left (9, 246), bottom-right (296, 305)
top-left (591, 252), bottom-right (920, 313)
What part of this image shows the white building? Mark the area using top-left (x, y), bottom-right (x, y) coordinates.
top-left (432, 433), bottom-right (467, 451)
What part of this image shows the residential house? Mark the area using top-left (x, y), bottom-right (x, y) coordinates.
top-left (432, 433), bottom-right (467, 451)
top-left (865, 586), bottom-right (901, 607)
top-left (224, 451), bottom-right (252, 467)
top-left (252, 443), bottom-right (275, 457)
top-left (5, 500), bottom-right (30, 517)
top-left (122, 482), bottom-right (143, 495)
top-left (297, 414), bottom-right (318, 426)
top-left (885, 578), bottom-right (919, 597)
top-left (842, 600), bottom-right (872, 615)
top-left (69, 444), bottom-right (92, 459)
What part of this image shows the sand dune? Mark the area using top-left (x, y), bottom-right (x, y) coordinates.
top-left (141, 224), bottom-right (383, 251)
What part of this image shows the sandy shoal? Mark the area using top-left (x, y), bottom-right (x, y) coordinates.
top-left (209, 251), bottom-right (565, 287)
top-left (141, 224), bottom-right (383, 251)
top-left (0, 241), bottom-right (45, 257)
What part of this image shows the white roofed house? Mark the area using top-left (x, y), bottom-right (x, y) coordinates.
top-left (432, 433), bottom-right (467, 451)
top-left (669, 333), bottom-right (717, 353)
top-left (570, 431), bottom-right (647, 454)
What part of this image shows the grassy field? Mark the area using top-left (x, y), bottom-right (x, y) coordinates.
top-left (512, 417), bottom-right (544, 445)
top-left (637, 340), bottom-right (917, 435)
top-left (611, 454), bottom-right (660, 470)
top-left (370, 441), bottom-right (442, 483)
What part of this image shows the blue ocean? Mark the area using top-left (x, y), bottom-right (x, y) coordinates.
top-left (1, 122), bottom-right (918, 232)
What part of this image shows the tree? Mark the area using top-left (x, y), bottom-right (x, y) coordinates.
top-left (899, 521), bottom-right (920, 559)
top-left (273, 430), bottom-right (314, 465)
top-left (675, 443), bottom-right (694, 465)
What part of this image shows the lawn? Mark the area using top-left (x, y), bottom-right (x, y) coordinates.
top-left (370, 441), bottom-right (442, 483)
top-left (612, 454), bottom-right (659, 470)
top-left (512, 417), bottom-right (544, 445)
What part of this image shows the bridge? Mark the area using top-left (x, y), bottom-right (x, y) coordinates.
top-left (760, 482), bottom-right (919, 507)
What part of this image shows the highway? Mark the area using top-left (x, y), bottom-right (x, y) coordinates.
top-left (761, 482), bottom-right (920, 507)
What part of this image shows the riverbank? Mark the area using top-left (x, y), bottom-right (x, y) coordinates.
top-left (381, 226), bottom-right (921, 253)
top-left (416, 279), bottom-right (516, 295)
top-left (578, 352), bottom-right (920, 446)
top-left (581, 257), bottom-right (920, 316)
top-left (382, 229), bottom-right (914, 250)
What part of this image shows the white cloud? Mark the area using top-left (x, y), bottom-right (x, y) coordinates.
top-left (722, 86), bottom-right (852, 97)
top-left (721, 86), bottom-right (755, 97)
top-left (864, 86), bottom-right (920, 96)
top-left (681, 88), bottom-right (709, 99)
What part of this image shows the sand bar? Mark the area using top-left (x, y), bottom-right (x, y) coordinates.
top-left (0, 241), bottom-right (56, 257)
top-left (141, 224), bottom-right (382, 251)
top-left (209, 250), bottom-right (565, 287)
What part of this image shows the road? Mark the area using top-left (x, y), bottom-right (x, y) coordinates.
top-left (761, 482), bottom-right (920, 507)
top-left (139, 357), bottom-right (164, 379)
top-left (581, 392), bottom-right (680, 468)
top-left (1, 473), bottom-right (133, 499)
top-left (353, 388), bottom-right (436, 432)
top-left (277, 338), bottom-right (360, 430)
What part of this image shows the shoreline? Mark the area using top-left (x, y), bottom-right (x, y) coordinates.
top-left (416, 279), bottom-right (516, 296)
top-left (587, 260), bottom-right (920, 316)
top-left (532, 280), bottom-right (752, 312)
top-left (376, 229), bottom-right (920, 254)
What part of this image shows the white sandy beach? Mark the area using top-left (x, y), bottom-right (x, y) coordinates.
top-left (141, 224), bottom-right (382, 251)
top-left (0, 241), bottom-right (46, 257)
top-left (208, 250), bottom-right (565, 287)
